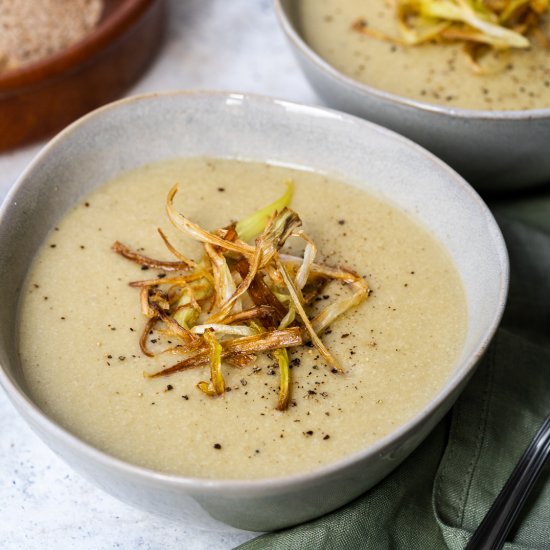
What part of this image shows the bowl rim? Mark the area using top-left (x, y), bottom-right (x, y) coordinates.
top-left (0, 0), bottom-right (159, 93)
top-left (0, 90), bottom-right (509, 495)
top-left (273, 0), bottom-right (550, 121)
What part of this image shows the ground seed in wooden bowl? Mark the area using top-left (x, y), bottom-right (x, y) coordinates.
top-left (0, 0), bottom-right (104, 73)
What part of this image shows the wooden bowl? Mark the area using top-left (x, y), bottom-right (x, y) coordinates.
top-left (0, 0), bottom-right (165, 151)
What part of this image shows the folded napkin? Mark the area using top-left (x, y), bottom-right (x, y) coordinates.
top-left (239, 190), bottom-right (550, 550)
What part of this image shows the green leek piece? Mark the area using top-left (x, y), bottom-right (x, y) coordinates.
top-left (236, 180), bottom-right (294, 243)
top-left (173, 278), bottom-right (211, 329)
top-left (197, 330), bottom-right (224, 396)
top-left (249, 319), bottom-right (290, 410)
top-left (275, 348), bottom-right (290, 410)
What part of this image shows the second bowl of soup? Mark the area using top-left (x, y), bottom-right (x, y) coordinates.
top-left (276, 0), bottom-right (550, 191)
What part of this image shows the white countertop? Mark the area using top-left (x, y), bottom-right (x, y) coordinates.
top-left (0, 1), bottom-right (317, 548)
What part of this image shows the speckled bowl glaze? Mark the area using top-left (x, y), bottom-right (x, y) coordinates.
top-left (0, 91), bottom-right (508, 532)
top-left (275, 0), bottom-right (550, 192)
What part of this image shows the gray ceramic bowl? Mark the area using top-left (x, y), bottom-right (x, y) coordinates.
top-left (275, 0), bottom-right (550, 192)
top-left (0, 91), bottom-right (508, 532)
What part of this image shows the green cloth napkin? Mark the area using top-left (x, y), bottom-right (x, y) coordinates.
top-left (239, 190), bottom-right (550, 550)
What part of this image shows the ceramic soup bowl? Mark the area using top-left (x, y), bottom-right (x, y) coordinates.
top-left (0, 91), bottom-right (508, 531)
top-left (275, 0), bottom-right (550, 192)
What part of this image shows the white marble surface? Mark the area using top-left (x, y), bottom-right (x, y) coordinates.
top-left (0, 1), bottom-right (317, 548)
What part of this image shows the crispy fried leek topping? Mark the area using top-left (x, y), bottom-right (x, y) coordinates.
top-left (113, 181), bottom-right (369, 410)
top-left (353, 0), bottom-right (549, 73)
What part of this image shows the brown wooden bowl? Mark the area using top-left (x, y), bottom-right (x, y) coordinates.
top-left (0, 0), bottom-right (165, 151)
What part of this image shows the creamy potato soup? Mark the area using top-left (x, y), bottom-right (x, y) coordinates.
top-left (19, 158), bottom-right (466, 479)
top-left (298, 0), bottom-right (550, 110)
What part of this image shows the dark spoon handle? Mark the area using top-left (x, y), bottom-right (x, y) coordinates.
top-left (465, 414), bottom-right (550, 550)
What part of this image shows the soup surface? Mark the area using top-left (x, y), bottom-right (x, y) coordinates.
top-left (298, 0), bottom-right (550, 110)
top-left (19, 158), bottom-right (467, 479)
